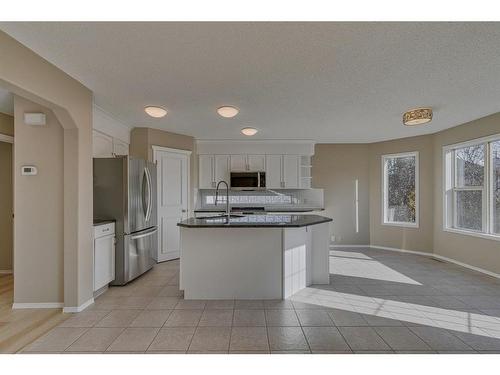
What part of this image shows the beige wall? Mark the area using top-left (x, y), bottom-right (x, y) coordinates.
top-left (0, 113), bottom-right (14, 271)
top-left (433, 112), bottom-right (500, 274)
top-left (369, 135), bottom-right (435, 253)
top-left (312, 144), bottom-right (370, 245)
top-left (130, 127), bottom-right (197, 210)
top-left (1, 30), bottom-right (94, 308)
top-left (313, 112), bottom-right (500, 275)
top-left (13, 96), bottom-right (64, 302)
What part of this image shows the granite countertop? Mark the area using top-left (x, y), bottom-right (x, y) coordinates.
top-left (93, 218), bottom-right (116, 226)
top-left (178, 214), bottom-right (332, 228)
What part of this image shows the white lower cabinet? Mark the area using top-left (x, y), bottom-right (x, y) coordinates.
top-left (93, 222), bottom-right (115, 292)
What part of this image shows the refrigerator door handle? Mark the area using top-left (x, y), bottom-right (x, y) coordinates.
top-left (145, 166), bottom-right (153, 222)
top-left (131, 227), bottom-right (158, 240)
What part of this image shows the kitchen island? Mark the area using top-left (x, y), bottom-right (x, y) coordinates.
top-left (177, 214), bottom-right (332, 300)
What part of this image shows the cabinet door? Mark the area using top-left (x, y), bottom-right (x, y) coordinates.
top-left (283, 155), bottom-right (300, 188)
top-left (214, 155), bottom-right (230, 184)
top-left (94, 235), bottom-right (115, 291)
top-left (112, 138), bottom-right (129, 156)
top-left (199, 155), bottom-right (214, 189)
top-left (230, 154), bottom-right (247, 171)
top-left (93, 130), bottom-right (113, 157)
top-left (248, 155), bottom-right (266, 171)
top-left (265, 155), bottom-right (282, 189)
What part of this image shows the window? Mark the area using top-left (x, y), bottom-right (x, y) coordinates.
top-left (444, 134), bottom-right (500, 239)
top-left (382, 152), bottom-right (419, 227)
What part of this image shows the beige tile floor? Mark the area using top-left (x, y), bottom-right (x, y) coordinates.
top-left (20, 248), bottom-right (500, 353)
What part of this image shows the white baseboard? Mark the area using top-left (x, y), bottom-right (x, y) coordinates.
top-left (432, 253), bottom-right (500, 280)
top-left (369, 245), bottom-right (433, 257)
top-left (332, 243), bottom-right (500, 280)
top-left (12, 302), bottom-right (64, 309)
top-left (0, 269), bottom-right (13, 274)
top-left (63, 298), bottom-right (94, 313)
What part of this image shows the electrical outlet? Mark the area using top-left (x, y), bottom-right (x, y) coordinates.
top-left (331, 235), bottom-right (336, 242)
top-left (338, 235), bottom-right (342, 242)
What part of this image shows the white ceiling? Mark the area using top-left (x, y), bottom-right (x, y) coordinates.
top-left (0, 87), bottom-right (13, 116)
top-left (1, 22), bottom-right (500, 142)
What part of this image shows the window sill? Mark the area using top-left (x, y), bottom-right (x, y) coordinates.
top-left (443, 227), bottom-right (500, 242)
top-left (382, 222), bottom-right (419, 229)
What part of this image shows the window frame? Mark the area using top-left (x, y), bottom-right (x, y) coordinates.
top-left (443, 133), bottom-right (500, 241)
top-left (381, 151), bottom-right (420, 228)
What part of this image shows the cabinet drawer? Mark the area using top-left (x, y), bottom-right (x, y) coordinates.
top-left (94, 222), bottom-right (115, 238)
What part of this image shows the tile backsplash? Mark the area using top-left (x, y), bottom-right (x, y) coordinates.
top-left (198, 188), bottom-right (324, 209)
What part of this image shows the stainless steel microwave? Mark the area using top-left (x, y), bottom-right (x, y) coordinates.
top-left (230, 172), bottom-right (266, 189)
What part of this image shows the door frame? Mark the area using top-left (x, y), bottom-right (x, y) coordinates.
top-left (152, 145), bottom-right (192, 262)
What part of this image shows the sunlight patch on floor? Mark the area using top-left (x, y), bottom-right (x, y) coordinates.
top-left (291, 287), bottom-right (500, 339)
top-left (329, 251), bottom-right (422, 285)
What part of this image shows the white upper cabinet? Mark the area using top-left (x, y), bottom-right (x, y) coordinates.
top-left (199, 155), bottom-right (230, 188)
top-left (93, 130), bottom-right (114, 158)
top-left (112, 138), bottom-right (129, 156)
top-left (214, 155), bottom-right (230, 183)
top-left (265, 155), bottom-right (283, 189)
top-left (199, 155), bottom-right (215, 189)
top-left (201, 152), bottom-right (309, 190)
top-left (230, 155), bottom-right (247, 171)
top-left (248, 155), bottom-right (266, 171)
top-left (93, 130), bottom-right (129, 158)
top-left (230, 154), bottom-right (266, 171)
top-left (282, 155), bottom-right (300, 188)
top-left (265, 155), bottom-right (300, 189)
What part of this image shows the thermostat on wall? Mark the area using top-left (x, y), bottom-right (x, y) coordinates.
top-left (21, 166), bottom-right (38, 176)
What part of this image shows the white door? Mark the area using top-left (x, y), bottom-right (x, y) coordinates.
top-left (265, 155), bottom-right (282, 188)
top-left (214, 155), bottom-right (230, 183)
top-left (154, 148), bottom-right (190, 262)
top-left (248, 155), bottom-right (266, 171)
top-left (230, 154), bottom-right (247, 171)
top-left (199, 155), bottom-right (214, 188)
top-left (283, 155), bottom-right (300, 188)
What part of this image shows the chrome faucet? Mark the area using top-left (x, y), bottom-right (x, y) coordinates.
top-left (215, 180), bottom-right (230, 219)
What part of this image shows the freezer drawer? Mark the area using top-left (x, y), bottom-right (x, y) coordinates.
top-left (123, 227), bottom-right (157, 283)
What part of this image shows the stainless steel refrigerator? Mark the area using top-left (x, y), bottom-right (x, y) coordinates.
top-left (93, 156), bottom-right (158, 285)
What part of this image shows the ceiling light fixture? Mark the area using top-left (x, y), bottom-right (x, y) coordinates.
top-left (403, 107), bottom-right (433, 126)
top-left (145, 106), bottom-right (167, 118)
top-left (217, 106), bottom-right (239, 118)
top-left (241, 127), bottom-right (258, 136)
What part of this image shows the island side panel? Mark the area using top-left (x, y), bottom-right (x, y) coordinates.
top-left (179, 227), bottom-right (283, 299)
top-left (311, 222), bottom-right (330, 284)
top-left (282, 227), bottom-right (309, 299)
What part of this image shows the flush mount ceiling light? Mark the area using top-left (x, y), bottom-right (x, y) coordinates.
top-left (144, 106), bottom-right (167, 118)
top-left (403, 107), bottom-right (433, 126)
top-left (217, 106), bottom-right (239, 118)
top-left (241, 127), bottom-right (258, 136)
